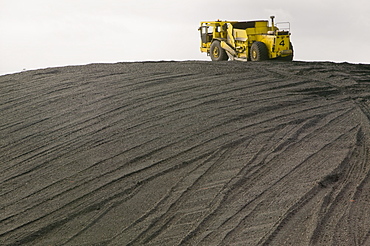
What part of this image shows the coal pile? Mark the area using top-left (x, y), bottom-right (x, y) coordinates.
top-left (1, 61), bottom-right (370, 245)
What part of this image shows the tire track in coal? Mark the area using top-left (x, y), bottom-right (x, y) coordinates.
top-left (0, 62), bottom-right (290, 244)
top-left (1, 71), bottom-right (209, 185)
top-left (114, 101), bottom-right (354, 244)
top-left (257, 125), bottom-right (362, 245)
top-left (180, 128), bottom-right (299, 245)
top-left (1, 61), bottom-right (369, 245)
top-left (303, 101), bottom-right (370, 246)
top-left (178, 106), bottom-right (358, 245)
top-left (2, 65), bottom-right (280, 244)
top-left (241, 112), bottom-right (362, 245)
top-left (106, 153), bottom-right (223, 245)
top-left (0, 91), bottom-right (348, 242)
top-left (121, 147), bottom-right (238, 245)
top-left (0, 69), bottom-right (304, 186)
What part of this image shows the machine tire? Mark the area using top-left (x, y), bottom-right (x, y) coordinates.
top-left (210, 40), bottom-right (228, 61)
top-left (250, 42), bottom-right (269, 61)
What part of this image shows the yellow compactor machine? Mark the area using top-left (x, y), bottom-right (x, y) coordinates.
top-left (199, 16), bottom-right (293, 61)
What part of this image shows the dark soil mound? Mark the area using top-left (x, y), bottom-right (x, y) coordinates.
top-left (1, 61), bottom-right (370, 245)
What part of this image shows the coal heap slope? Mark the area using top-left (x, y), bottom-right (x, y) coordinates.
top-left (1, 61), bottom-right (370, 245)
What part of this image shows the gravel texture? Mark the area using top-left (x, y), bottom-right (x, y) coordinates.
top-left (1, 61), bottom-right (370, 245)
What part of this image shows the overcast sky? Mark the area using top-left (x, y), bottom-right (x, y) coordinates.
top-left (1, 0), bottom-right (370, 75)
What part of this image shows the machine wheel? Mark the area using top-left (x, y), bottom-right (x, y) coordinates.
top-left (250, 42), bottom-right (269, 61)
top-left (210, 40), bottom-right (228, 61)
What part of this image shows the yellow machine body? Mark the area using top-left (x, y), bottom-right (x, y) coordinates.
top-left (199, 17), bottom-right (293, 61)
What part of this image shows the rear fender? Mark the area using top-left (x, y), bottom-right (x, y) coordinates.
top-left (275, 35), bottom-right (291, 57)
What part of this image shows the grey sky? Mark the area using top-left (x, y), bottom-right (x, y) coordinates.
top-left (1, 0), bottom-right (369, 75)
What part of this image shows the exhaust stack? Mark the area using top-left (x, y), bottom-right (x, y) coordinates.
top-left (270, 16), bottom-right (275, 28)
